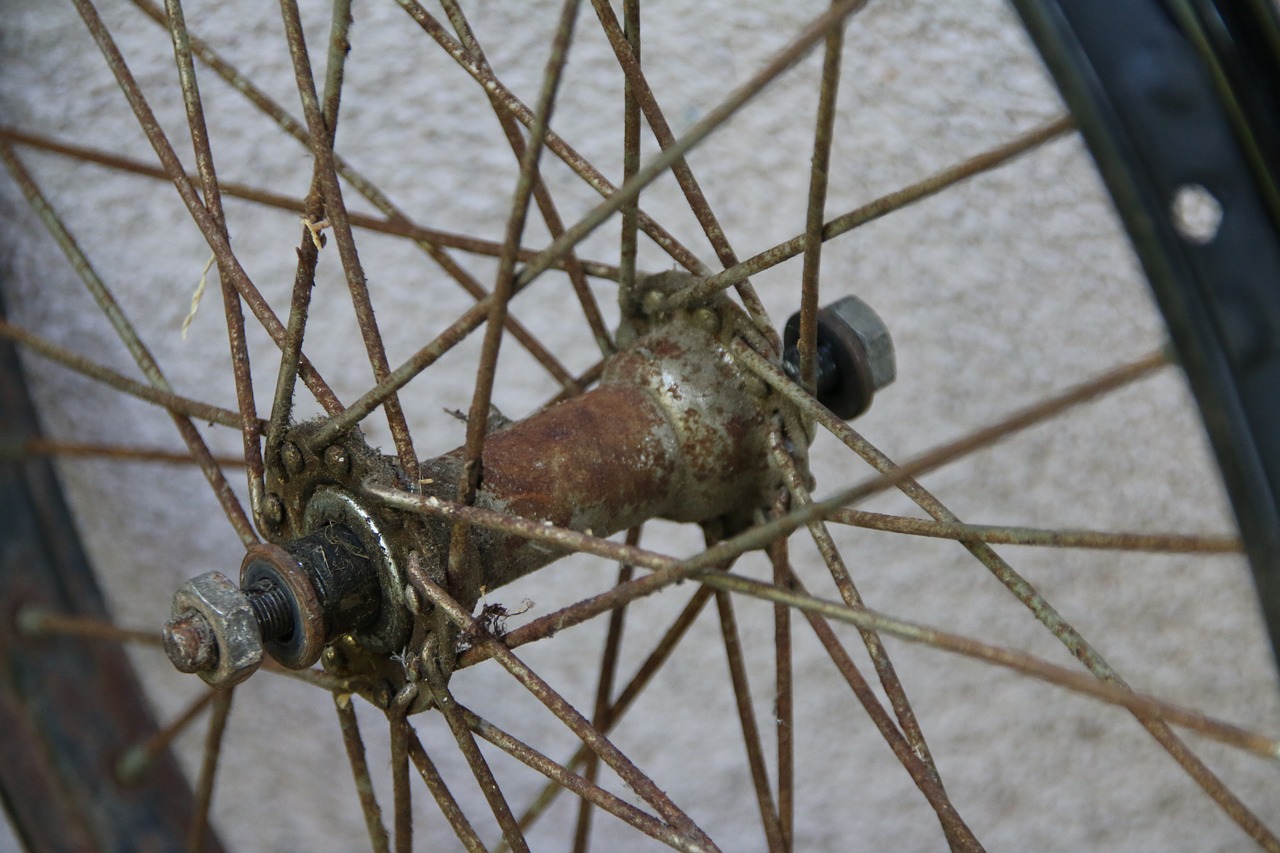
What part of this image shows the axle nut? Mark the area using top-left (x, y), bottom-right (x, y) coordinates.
top-left (784, 295), bottom-right (895, 419)
top-left (166, 571), bottom-right (263, 687)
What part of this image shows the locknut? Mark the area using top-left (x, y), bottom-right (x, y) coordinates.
top-left (784, 294), bottom-right (895, 419)
top-left (166, 571), bottom-right (263, 687)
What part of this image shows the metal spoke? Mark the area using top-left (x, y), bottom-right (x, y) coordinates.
top-left (278, 0), bottom-right (418, 479)
top-left (115, 689), bottom-right (218, 785)
top-left (796, 7), bottom-right (845, 392)
top-left (12, 438), bottom-right (244, 467)
top-left (618, 0), bottom-right (641, 304)
top-left (665, 115), bottom-right (1074, 310)
top-left (709, 343), bottom-right (1169, 571)
top-left (334, 693), bottom-right (391, 853)
top-left (506, 0), bottom-right (875, 299)
top-left (738, 347), bottom-right (1280, 847)
top-left (0, 141), bottom-right (257, 544)
top-left (395, 0), bottom-right (706, 274)
top-left (127, 0), bottom-right (584, 394)
top-left (714, 590), bottom-right (786, 852)
top-left (0, 319), bottom-right (252, 431)
top-left (390, 708), bottom-right (413, 853)
top-left (572, 530), bottom-right (638, 853)
top-left (768, 427), bottom-right (946, 789)
top-left (405, 728), bottom-right (489, 853)
top-left (188, 686), bottom-right (234, 853)
top-left (765, 509), bottom-right (793, 852)
top-left (459, 705), bottom-right (704, 852)
top-left (163, 0), bottom-right (265, 527)
top-left (410, 568), bottom-right (720, 852)
top-left (442, 0), bottom-right (614, 358)
top-left (693, 571), bottom-right (1280, 762)
top-left (0, 126), bottom-right (619, 284)
top-left (829, 509), bottom-right (1241, 553)
top-left (421, 648), bottom-right (532, 853)
top-left (16, 608), bottom-right (163, 647)
top-left (72, 0), bottom-right (344, 415)
top-left (588, 0), bottom-right (777, 346)
top-left (509, 586), bottom-right (716, 837)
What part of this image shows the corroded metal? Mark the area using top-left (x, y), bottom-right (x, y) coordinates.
top-left (166, 272), bottom-right (803, 701)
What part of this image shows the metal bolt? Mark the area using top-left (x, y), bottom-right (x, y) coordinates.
top-left (162, 610), bottom-right (218, 673)
top-left (324, 444), bottom-right (350, 474)
top-left (281, 441), bottom-right (305, 475)
top-left (783, 294), bottom-right (895, 419)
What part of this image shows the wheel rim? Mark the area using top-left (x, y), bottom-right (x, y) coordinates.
top-left (1, 1), bottom-right (1278, 850)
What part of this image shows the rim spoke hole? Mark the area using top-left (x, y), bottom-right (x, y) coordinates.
top-left (1171, 184), bottom-right (1223, 244)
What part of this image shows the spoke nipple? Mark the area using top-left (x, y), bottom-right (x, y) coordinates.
top-left (691, 306), bottom-right (721, 334)
top-left (324, 444), bottom-right (350, 474)
top-left (163, 610), bottom-right (218, 674)
top-left (281, 441), bottom-right (305, 475)
top-left (641, 288), bottom-right (666, 316)
top-left (263, 493), bottom-right (285, 527)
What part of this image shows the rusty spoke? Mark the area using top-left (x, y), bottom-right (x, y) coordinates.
top-left (0, 127), bottom-right (622, 284)
top-left (11, 438), bottom-right (244, 467)
top-left (394, 0), bottom-right (706, 274)
top-left (714, 590), bottom-right (786, 852)
top-left (796, 7), bottom-right (845, 392)
top-left (711, 343), bottom-right (1170, 571)
top-left (163, 0), bottom-right (265, 529)
top-left (666, 115), bottom-right (1074, 310)
top-left (411, 569), bottom-right (720, 852)
top-left (71, 0), bottom-right (344, 415)
top-left (573, 529), bottom-right (639, 852)
top-left (405, 728), bottom-right (489, 853)
top-left (115, 689), bottom-right (218, 785)
top-left (695, 570), bottom-right (1280, 762)
top-left (588, 0), bottom-right (778, 346)
top-left (442, 1), bottom-right (615, 358)
top-left (737, 344), bottom-right (1280, 846)
top-left (0, 318), bottom-right (253, 431)
top-left (390, 709), bottom-right (413, 853)
top-left (127, 0), bottom-right (585, 394)
top-left (0, 141), bottom-right (257, 544)
top-left (506, 0), bottom-right (874, 299)
top-left (278, 0), bottom-right (418, 479)
top-left (768, 428), bottom-right (946, 786)
top-left (334, 693), bottom-right (392, 853)
top-left (829, 508), bottom-right (1241, 553)
top-left (421, 651), bottom-right (532, 853)
top-left (509, 586), bottom-right (716, 837)
top-left (17, 608), bottom-right (162, 647)
top-left (618, 0), bottom-right (642, 304)
top-left (188, 686), bottom-right (234, 853)
top-left (765, 510), bottom-right (793, 851)
top-left (458, 705), bottom-right (704, 852)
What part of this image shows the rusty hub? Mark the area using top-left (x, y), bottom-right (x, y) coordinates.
top-left (163, 273), bottom-right (875, 701)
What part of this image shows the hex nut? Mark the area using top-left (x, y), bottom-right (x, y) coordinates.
top-left (169, 571), bottom-right (263, 687)
top-left (824, 295), bottom-right (895, 392)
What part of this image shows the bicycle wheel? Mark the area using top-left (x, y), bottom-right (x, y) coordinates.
top-left (1, 1), bottom-right (1278, 851)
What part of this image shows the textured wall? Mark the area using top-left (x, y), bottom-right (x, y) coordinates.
top-left (2, 1), bottom-right (1278, 850)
